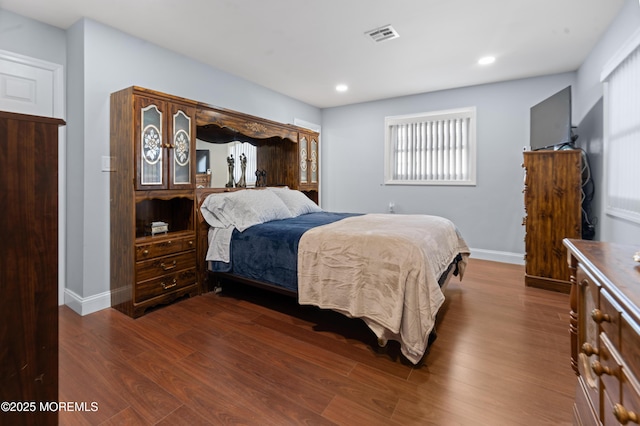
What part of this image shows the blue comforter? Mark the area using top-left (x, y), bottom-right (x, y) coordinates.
top-left (209, 212), bottom-right (361, 292)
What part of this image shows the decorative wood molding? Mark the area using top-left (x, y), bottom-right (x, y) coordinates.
top-left (195, 104), bottom-right (311, 144)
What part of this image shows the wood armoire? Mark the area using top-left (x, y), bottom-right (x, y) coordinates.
top-left (110, 87), bottom-right (320, 317)
top-left (522, 149), bottom-right (582, 293)
top-left (0, 111), bottom-right (65, 425)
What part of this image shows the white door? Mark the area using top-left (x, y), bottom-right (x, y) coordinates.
top-left (0, 49), bottom-right (66, 305)
top-left (0, 57), bottom-right (54, 115)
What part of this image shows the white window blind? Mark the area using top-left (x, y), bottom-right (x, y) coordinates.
top-left (602, 28), bottom-right (640, 224)
top-left (384, 107), bottom-right (476, 185)
top-left (228, 142), bottom-right (257, 186)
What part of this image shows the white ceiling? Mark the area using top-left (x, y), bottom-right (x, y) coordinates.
top-left (0, 0), bottom-right (626, 108)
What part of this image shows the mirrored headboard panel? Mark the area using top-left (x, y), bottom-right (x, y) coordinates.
top-left (195, 105), bottom-right (301, 189)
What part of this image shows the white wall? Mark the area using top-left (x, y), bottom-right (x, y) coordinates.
top-left (0, 9), bottom-right (66, 65)
top-left (321, 74), bottom-right (575, 263)
top-left (574, 0), bottom-right (640, 244)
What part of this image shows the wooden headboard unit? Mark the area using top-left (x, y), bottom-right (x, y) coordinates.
top-left (194, 103), bottom-right (318, 293)
top-left (196, 104), bottom-right (302, 190)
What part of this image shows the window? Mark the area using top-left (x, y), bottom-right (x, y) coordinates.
top-left (228, 142), bottom-right (257, 186)
top-left (602, 28), bottom-right (640, 223)
top-left (384, 107), bottom-right (476, 185)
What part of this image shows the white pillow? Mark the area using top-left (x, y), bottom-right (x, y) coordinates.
top-left (223, 189), bottom-right (293, 231)
top-left (200, 193), bottom-right (233, 228)
top-left (268, 187), bottom-right (322, 216)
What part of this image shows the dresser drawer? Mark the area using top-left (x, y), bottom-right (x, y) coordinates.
top-left (135, 268), bottom-right (196, 303)
top-left (618, 369), bottom-right (640, 426)
top-left (136, 251), bottom-right (195, 282)
top-left (575, 378), bottom-right (600, 426)
top-left (603, 389), bottom-right (620, 426)
top-left (596, 334), bottom-right (622, 405)
top-left (136, 235), bottom-right (195, 261)
top-left (598, 289), bottom-right (621, 349)
top-left (621, 313), bottom-right (640, 381)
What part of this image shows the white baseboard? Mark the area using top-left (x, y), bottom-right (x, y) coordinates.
top-left (468, 248), bottom-right (525, 265)
top-left (64, 288), bottom-right (111, 316)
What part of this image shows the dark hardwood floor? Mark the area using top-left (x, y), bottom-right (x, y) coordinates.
top-left (58, 259), bottom-right (575, 425)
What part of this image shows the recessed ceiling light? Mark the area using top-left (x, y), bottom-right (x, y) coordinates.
top-left (478, 56), bottom-right (496, 65)
top-left (336, 84), bottom-right (348, 92)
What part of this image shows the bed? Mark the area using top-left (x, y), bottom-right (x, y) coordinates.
top-left (196, 187), bottom-right (470, 364)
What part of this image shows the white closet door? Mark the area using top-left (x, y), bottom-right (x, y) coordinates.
top-left (0, 51), bottom-right (57, 116)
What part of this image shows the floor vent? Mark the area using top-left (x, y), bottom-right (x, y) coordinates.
top-left (365, 25), bottom-right (399, 43)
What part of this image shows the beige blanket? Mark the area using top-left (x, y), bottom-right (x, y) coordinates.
top-left (297, 214), bottom-right (469, 364)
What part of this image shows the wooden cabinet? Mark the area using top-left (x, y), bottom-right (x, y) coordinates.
top-left (565, 239), bottom-right (640, 426)
top-left (298, 130), bottom-right (318, 188)
top-left (111, 87), bottom-right (199, 318)
top-left (523, 150), bottom-right (582, 293)
top-left (297, 130), bottom-right (319, 202)
top-left (0, 111), bottom-right (65, 425)
top-left (134, 95), bottom-right (196, 190)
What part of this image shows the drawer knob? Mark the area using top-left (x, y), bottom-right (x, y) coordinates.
top-left (591, 360), bottom-right (614, 377)
top-left (614, 403), bottom-right (639, 425)
top-left (162, 279), bottom-right (177, 290)
top-left (591, 309), bottom-right (611, 324)
top-left (142, 249), bottom-right (149, 256)
top-left (581, 342), bottom-right (599, 356)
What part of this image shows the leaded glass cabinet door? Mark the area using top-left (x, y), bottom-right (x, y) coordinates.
top-left (299, 134), bottom-right (308, 184)
top-left (169, 104), bottom-right (195, 189)
top-left (310, 135), bottom-right (318, 184)
top-left (136, 97), bottom-right (166, 190)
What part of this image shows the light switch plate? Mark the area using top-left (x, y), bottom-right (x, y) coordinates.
top-left (101, 156), bottom-right (114, 172)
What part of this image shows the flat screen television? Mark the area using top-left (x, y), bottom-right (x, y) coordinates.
top-left (529, 85), bottom-right (573, 151)
top-left (196, 149), bottom-right (210, 173)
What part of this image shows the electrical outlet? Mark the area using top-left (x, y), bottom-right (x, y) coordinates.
top-left (388, 202), bottom-right (395, 213)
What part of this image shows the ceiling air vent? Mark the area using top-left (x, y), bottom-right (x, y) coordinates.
top-left (365, 25), bottom-right (399, 43)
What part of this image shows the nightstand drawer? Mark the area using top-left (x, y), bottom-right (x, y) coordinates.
top-left (136, 251), bottom-right (195, 282)
top-left (136, 235), bottom-right (195, 261)
top-left (135, 268), bottom-right (196, 303)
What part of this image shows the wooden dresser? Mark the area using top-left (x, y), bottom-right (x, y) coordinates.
top-left (0, 111), bottom-right (65, 425)
top-left (523, 150), bottom-right (582, 293)
top-left (564, 239), bottom-right (640, 426)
